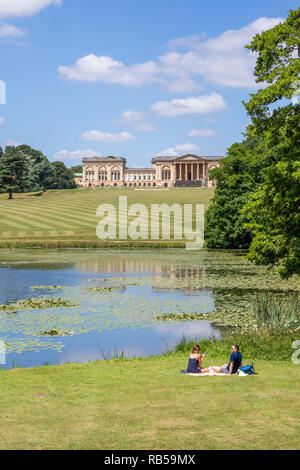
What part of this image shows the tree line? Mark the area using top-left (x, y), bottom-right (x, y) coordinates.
top-left (205, 7), bottom-right (300, 279)
top-left (0, 145), bottom-right (79, 197)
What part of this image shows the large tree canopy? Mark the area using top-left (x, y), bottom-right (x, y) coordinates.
top-left (242, 7), bottom-right (300, 278)
top-left (0, 145), bottom-right (75, 197)
top-left (205, 137), bottom-right (277, 249)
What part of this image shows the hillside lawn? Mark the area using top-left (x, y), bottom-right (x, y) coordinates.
top-left (0, 354), bottom-right (300, 450)
top-left (0, 188), bottom-right (214, 246)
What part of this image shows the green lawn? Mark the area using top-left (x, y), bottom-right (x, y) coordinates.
top-left (1, 354), bottom-right (299, 450)
top-left (0, 188), bottom-right (214, 244)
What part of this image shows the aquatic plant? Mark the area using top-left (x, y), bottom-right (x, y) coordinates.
top-left (252, 292), bottom-right (300, 331)
top-left (0, 297), bottom-right (76, 312)
top-left (40, 329), bottom-right (73, 336)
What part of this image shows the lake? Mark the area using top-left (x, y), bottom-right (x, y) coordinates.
top-left (0, 249), bottom-right (298, 368)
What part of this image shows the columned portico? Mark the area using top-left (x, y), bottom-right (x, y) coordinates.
top-left (173, 160), bottom-right (208, 184)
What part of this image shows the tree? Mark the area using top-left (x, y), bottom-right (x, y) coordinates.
top-left (70, 165), bottom-right (83, 174)
top-left (205, 137), bottom-right (278, 249)
top-left (0, 146), bottom-right (26, 199)
top-left (242, 7), bottom-right (300, 278)
top-left (27, 160), bottom-right (56, 192)
top-left (51, 161), bottom-right (75, 189)
top-left (16, 145), bottom-right (56, 192)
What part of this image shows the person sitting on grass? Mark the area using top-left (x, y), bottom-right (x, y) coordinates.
top-left (212, 344), bottom-right (242, 375)
top-left (186, 344), bottom-right (210, 373)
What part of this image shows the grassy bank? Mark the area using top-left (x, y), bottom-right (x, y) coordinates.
top-left (1, 349), bottom-right (300, 450)
top-left (0, 188), bottom-right (214, 247)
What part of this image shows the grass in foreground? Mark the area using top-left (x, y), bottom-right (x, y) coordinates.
top-left (0, 351), bottom-right (300, 450)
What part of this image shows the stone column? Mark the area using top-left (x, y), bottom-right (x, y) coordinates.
top-left (179, 163), bottom-right (182, 180)
top-left (107, 165), bottom-right (112, 182)
top-left (155, 164), bottom-right (160, 182)
top-left (185, 163), bottom-right (188, 181)
top-left (197, 163), bottom-right (199, 180)
top-left (94, 167), bottom-right (99, 182)
top-left (171, 164), bottom-right (176, 183)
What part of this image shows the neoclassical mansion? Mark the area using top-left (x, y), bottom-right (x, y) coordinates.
top-left (75, 154), bottom-right (223, 188)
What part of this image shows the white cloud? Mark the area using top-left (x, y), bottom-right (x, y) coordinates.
top-left (81, 130), bottom-right (136, 143)
top-left (151, 93), bottom-right (226, 117)
top-left (58, 54), bottom-right (160, 87)
top-left (199, 17), bottom-right (283, 52)
top-left (0, 116), bottom-right (4, 125)
top-left (0, 23), bottom-right (25, 38)
top-left (0, 0), bottom-right (62, 20)
top-left (58, 17), bottom-right (284, 91)
top-left (188, 128), bottom-right (216, 138)
top-left (53, 149), bottom-right (103, 162)
top-left (161, 17), bottom-right (284, 88)
top-left (164, 78), bottom-right (201, 93)
top-left (158, 143), bottom-right (200, 157)
top-left (119, 110), bottom-right (156, 132)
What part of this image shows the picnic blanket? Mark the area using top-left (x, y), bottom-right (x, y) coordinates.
top-left (180, 371), bottom-right (230, 376)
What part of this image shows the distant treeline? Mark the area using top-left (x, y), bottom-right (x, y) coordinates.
top-left (0, 145), bottom-right (82, 196)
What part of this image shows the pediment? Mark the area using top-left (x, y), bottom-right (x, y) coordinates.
top-left (174, 154), bottom-right (204, 161)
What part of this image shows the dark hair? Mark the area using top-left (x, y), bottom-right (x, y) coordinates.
top-left (233, 344), bottom-right (239, 351)
top-left (192, 344), bottom-right (200, 353)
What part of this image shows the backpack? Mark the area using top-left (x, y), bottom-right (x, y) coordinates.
top-left (238, 363), bottom-right (256, 375)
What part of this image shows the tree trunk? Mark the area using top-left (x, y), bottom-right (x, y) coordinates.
top-left (8, 192), bottom-right (13, 199)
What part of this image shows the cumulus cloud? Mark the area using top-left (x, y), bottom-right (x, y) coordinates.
top-left (0, 116), bottom-right (4, 125)
top-left (118, 110), bottom-right (156, 132)
top-left (58, 54), bottom-right (160, 87)
top-left (0, 23), bottom-right (25, 38)
top-left (188, 128), bottom-right (216, 138)
top-left (53, 149), bottom-right (103, 162)
top-left (81, 130), bottom-right (136, 143)
top-left (58, 17), bottom-right (284, 91)
top-left (0, 0), bottom-right (62, 20)
top-left (151, 93), bottom-right (226, 117)
top-left (158, 143), bottom-right (200, 157)
top-left (161, 17), bottom-right (284, 88)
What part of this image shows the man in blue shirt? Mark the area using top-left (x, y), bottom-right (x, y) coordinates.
top-left (213, 345), bottom-right (242, 375)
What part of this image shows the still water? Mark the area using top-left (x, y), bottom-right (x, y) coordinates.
top-left (0, 249), bottom-right (223, 368)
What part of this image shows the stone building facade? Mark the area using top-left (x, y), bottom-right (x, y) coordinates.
top-left (77, 154), bottom-right (222, 188)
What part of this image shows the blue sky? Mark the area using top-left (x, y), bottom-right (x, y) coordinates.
top-left (0, 0), bottom-right (298, 168)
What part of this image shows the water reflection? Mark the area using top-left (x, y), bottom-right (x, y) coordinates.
top-left (0, 250), bottom-right (218, 369)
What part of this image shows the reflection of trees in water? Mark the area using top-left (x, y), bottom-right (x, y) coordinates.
top-left (75, 257), bottom-right (206, 281)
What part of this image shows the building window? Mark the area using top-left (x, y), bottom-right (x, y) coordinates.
top-left (86, 172), bottom-right (94, 181)
top-left (162, 170), bottom-right (171, 180)
top-left (112, 172), bottom-right (120, 181)
top-left (99, 172), bottom-right (107, 181)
